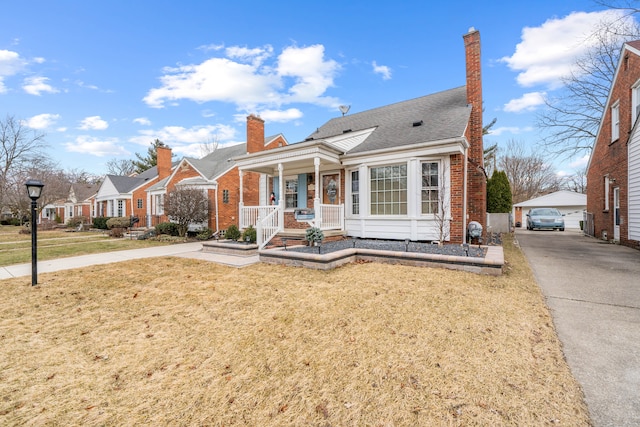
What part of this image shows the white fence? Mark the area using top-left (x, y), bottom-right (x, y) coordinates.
top-left (256, 208), bottom-right (280, 249)
top-left (318, 204), bottom-right (344, 230)
top-left (240, 205), bottom-right (277, 229)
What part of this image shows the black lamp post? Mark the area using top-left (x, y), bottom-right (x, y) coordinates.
top-left (25, 179), bottom-right (44, 286)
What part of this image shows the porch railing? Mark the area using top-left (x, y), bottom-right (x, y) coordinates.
top-left (240, 205), bottom-right (277, 229)
top-left (256, 207), bottom-right (280, 249)
top-left (317, 203), bottom-right (344, 230)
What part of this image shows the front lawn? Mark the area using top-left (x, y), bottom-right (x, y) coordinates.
top-left (0, 235), bottom-right (590, 425)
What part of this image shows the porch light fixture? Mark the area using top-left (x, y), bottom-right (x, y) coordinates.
top-left (282, 238), bottom-right (288, 251)
top-left (25, 179), bottom-right (44, 286)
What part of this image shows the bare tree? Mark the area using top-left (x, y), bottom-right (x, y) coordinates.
top-left (537, 13), bottom-right (640, 159)
top-left (163, 186), bottom-right (209, 237)
top-left (498, 140), bottom-right (561, 204)
top-left (106, 158), bottom-right (136, 176)
top-left (431, 163), bottom-right (450, 244)
top-left (561, 168), bottom-right (587, 193)
top-left (0, 115), bottom-right (47, 210)
top-left (199, 135), bottom-right (219, 158)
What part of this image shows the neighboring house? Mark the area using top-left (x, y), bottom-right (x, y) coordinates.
top-left (235, 29), bottom-right (486, 248)
top-left (93, 147), bottom-right (173, 225)
top-left (40, 183), bottom-right (98, 225)
top-left (586, 39), bottom-right (640, 249)
top-left (513, 191), bottom-right (587, 230)
top-left (146, 117), bottom-right (287, 232)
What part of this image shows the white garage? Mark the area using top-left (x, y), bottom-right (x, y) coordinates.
top-left (513, 191), bottom-right (587, 230)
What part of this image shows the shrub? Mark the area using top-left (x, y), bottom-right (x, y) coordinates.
top-left (66, 217), bottom-right (84, 229)
top-left (196, 227), bottom-right (214, 240)
top-left (155, 222), bottom-right (179, 236)
top-left (305, 227), bottom-right (324, 244)
top-left (54, 213), bottom-right (63, 224)
top-left (225, 224), bottom-right (241, 241)
top-left (92, 217), bottom-right (110, 230)
top-left (242, 225), bottom-right (257, 243)
top-left (109, 227), bottom-right (124, 238)
top-left (106, 217), bottom-right (132, 229)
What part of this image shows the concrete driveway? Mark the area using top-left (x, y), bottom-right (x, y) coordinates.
top-left (516, 228), bottom-right (640, 427)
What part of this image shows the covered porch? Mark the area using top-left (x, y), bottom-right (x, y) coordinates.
top-left (234, 141), bottom-right (346, 248)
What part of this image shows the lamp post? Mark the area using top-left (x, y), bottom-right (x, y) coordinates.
top-left (25, 179), bottom-right (44, 286)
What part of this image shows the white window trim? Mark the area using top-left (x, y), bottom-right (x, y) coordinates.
top-left (604, 176), bottom-right (610, 212)
top-left (612, 100), bottom-right (620, 142)
top-left (633, 79), bottom-right (640, 126)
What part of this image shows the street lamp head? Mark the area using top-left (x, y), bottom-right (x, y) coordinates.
top-left (25, 179), bottom-right (44, 201)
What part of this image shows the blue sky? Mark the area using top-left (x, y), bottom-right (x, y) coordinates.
top-left (0, 0), bottom-right (628, 176)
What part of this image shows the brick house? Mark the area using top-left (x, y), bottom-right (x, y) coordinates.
top-left (93, 147), bottom-right (173, 225)
top-left (41, 183), bottom-right (98, 225)
top-left (586, 40), bottom-right (640, 249)
top-left (145, 116), bottom-right (287, 232)
top-left (235, 29), bottom-right (486, 248)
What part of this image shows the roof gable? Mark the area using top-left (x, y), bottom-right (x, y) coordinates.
top-left (514, 190), bottom-right (586, 207)
top-left (306, 86), bottom-right (471, 154)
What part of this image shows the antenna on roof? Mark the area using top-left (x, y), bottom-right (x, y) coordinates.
top-left (339, 105), bottom-right (351, 116)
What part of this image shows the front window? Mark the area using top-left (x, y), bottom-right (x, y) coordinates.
top-left (612, 101), bottom-right (620, 141)
top-left (421, 162), bottom-right (440, 214)
top-left (633, 80), bottom-right (640, 126)
top-left (223, 189), bottom-right (229, 204)
top-left (370, 164), bottom-right (407, 215)
top-left (285, 178), bottom-right (298, 209)
top-left (155, 195), bottom-right (164, 215)
top-left (117, 200), bottom-right (124, 217)
top-left (351, 170), bottom-right (360, 215)
top-left (137, 198), bottom-right (143, 209)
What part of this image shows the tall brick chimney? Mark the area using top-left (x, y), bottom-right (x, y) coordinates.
top-left (157, 145), bottom-right (172, 179)
top-left (463, 27), bottom-right (486, 229)
top-left (246, 114), bottom-right (265, 154)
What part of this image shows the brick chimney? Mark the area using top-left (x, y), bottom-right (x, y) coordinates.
top-left (246, 114), bottom-right (265, 154)
top-left (463, 27), bottom-right (486, 229)
top-left (157, 145), bottom-right (172, 179)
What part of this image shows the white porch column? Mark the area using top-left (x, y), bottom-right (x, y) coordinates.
top-left (146, 192), bottom-right (152, 227)
top-left (278, 163), bottom-right (284, 231)
top-left (314, 157), bottom-right (321, 228)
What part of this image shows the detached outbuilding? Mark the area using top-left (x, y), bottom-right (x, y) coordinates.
top-left (513, 191), bottom-right (587, 230)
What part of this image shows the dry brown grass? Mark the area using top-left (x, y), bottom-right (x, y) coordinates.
top-left (0, 235), bottom-right (590, 426)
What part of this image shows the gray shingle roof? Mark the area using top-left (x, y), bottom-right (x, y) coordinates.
top-left (306, 86), bottom-right (471, 154)
top-left (192, 143), bottom-right (247, 179)
top-left (107, 174), bottom-right (149, 193)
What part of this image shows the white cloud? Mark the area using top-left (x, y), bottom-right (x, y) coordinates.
top-left (78, 116), bottom-right (109, 130)
top-left (504, 91), bottom-right (546, 112)
top-left (144, 43), bottom-right (341, 111)
top-left (24, 113), bottom-right (60, 129)
top-left (569, 155), bottom-right (590, 169)
top-left (501, 10), bottom-right (630, 88)
top-left (64, 136), bottom-right (128, 157)
top-left (129, 124), bottom-right (237, 148)
top-left (258, 108), bottom-right (303, 123)
top-left (488, 126), bottom-right (534, 136)
top-left (0, 49), bottom-right (26, 93)
top-left (133, 117), bottom-right (151, 126)
top-left (23, 76), bottom-right (58, 95)
top-left (372, 61), bottom-right (392, 80)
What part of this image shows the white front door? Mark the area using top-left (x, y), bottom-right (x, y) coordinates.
top-left (614, 187), bottom-right (621, 242)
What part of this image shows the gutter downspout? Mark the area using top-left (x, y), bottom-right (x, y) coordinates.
top-left (214, 186), bottom-right (219, 234)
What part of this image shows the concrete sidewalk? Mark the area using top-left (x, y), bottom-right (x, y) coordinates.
top-left (0, 242), bottom-right (259, 280)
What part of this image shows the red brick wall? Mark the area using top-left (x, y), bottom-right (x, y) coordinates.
top-left (463, 29), bottom-right (487, 232)
top-left (247, 114), bottom-right (265, 154)
top-left (449, 154), bottom-right (464, 243)
top-left (157, 146), bottom-right (172, 180)
top-left (587, 46), bottom-right (640, 248)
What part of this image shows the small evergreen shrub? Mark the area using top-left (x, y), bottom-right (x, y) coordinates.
top-left (305, 227), bottom-right (324, 244)
top-left (92, 217), bottom-right (110, 230)
top-left (54, 213), bottom-right (63, 224)
top-left (155, 222), bottom-right (179, 236)
top-left (242, 225), bottom-right (257, 243)
top-left (66, 217), bottom-right (84, 229)
top-left (196, 227), bottom-right (214, 240)
top-left (225, 224), bottom-right (241, 241)
top-left (106, 217), bottom-right (132, 229)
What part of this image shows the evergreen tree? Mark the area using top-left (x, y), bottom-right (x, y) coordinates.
top-left (486, 170), bottom-right (512, 213)
top-left (132, 139), bottom-right (169, 173)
